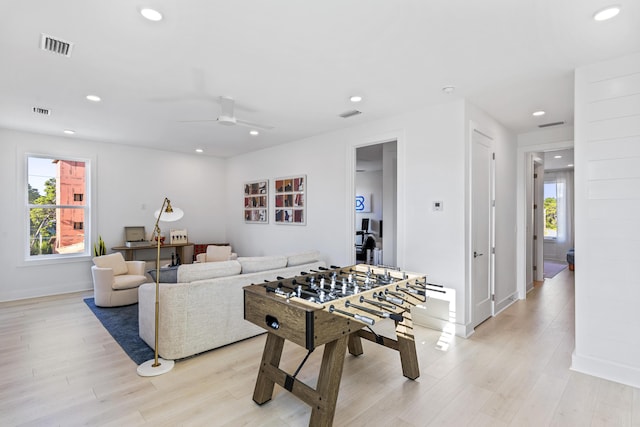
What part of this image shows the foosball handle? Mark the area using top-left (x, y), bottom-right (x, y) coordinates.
top-left (389, 313), bottom-right (404, 322)
top-left (354, 314), bottom-right (375, 326)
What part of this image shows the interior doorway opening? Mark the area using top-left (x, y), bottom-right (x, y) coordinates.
top-left (355, 141), bottom-right (397, 266)
top-left (518, 142), bottom-right (574, 296)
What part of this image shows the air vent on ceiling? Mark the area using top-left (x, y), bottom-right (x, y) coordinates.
top-left (538, 121), bottom-right (565, 128)
top-left (32, 106), bottom-right (51, 116)
top-left (339, 110), bottom-right (362, 119)
top-left (40, 33), bottom-right (73, 57)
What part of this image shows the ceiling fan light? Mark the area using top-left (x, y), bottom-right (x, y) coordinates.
top-left (250, 130), bottom-right (259, 136)
top-left (350, 95), bottom-right (362, 103)
top-left (532, 110), bottom-right (545, 116)
top-left (86, 94), bottom-right (101, 102)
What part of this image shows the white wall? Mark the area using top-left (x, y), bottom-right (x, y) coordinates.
top-left (2, 97), bottom-right (517, 336)
top-left (572, 52), bottom-right (640, 388)
top-left (0, 129), bottom-right (228, 301)
top-left (227, 99), bottom-right (517, 334)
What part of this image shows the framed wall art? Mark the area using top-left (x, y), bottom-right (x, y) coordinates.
top-left (244, 180), bottom-right (268, 223)
top-left (274, 175), bottom-right (305, 225)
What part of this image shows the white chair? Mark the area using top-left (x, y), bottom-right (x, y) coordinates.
top-left (195, 245), bottom-right (238, 263)
top-left (91, 252), bottom-right (147, 307)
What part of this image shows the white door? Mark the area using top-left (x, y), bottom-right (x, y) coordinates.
top-left (471, 130), bottom-right (494, 328)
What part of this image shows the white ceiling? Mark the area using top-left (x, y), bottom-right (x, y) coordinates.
top-left (544, 148), bottom-right (574, 170)
top-left (1, 1), bottom-right (639, 158)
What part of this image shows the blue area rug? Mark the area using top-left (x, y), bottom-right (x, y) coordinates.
top-left (83, 298), bottom-right (154, 365)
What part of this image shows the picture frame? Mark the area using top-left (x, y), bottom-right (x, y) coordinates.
top-left (244, 180), bottom-right (268, 223)
top-left (274, 175), bottom-right (306, 225)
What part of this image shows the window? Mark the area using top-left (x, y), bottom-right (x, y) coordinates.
top-left (543, 181), bottom-right (557, 238)
top-left (27, 156), bottom-right (90, 258)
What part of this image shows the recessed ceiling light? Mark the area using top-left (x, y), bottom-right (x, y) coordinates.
top-left (195, 148), bottom-right (203, 153)
top-left (442, 86), bottom-right (455, 94)
top-left (350, 95), bottom-right (363, 103)
top-left (593, 6), bottom-right (620, 21)
top-left (532, 110), bottom-right (545, 116)
top-left (568, 164), bottom-right (574, 167)
top-left (63, 129), bottom-right (75, 135)
top-left (554, 155), bottom-right (562, 159)
top-left (249, 130), bottom-right (259, 136)
top-left (86, 95), bottom-right (101, 102)
top-left (141, 8), bottom-right (163, 21)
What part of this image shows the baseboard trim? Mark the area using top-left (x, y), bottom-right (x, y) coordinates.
top-left (571, 350), bottom-right (640, 389)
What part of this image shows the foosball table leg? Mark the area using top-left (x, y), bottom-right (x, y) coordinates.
top-left (397, 334), bottom-right (420, 380)
top-left (310, 335), bottom-right (349, 427)
top-left (253, 332), bottom-right (285, 404)
top-left (347, 333), bottom-right (363, 356)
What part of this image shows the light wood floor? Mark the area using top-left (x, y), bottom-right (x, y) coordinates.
top-left (1, 269), bottom-right (639, 426)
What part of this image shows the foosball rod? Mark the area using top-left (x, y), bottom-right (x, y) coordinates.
top-left (359, 295), bottom-right (396, 311)
top-left (345, 300), bottom-right (404, 322)
top-left (329, 305), bottom-right (375, 326)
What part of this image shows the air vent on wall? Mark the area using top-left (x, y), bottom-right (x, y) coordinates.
top-left (339, 110), bottom-right (362, 119)
top-left (538, 121), bottom-right (565, 128)
top-left (32, 106), bottom-right (51, 116)
top-left (40, 33), bottom-right (73, 57)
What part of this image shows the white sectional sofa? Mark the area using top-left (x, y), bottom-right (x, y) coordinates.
top-left (138, 250), bottom-right (325, 360)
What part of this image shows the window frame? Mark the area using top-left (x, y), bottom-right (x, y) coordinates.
top-left (24, 153), bottom-right (93, 263)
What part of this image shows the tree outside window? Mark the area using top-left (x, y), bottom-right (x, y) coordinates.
top-left (544, 181), bottom-right (558, 238)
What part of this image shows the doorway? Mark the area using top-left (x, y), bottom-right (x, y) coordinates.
top-left (516, 140), bottom-right (574, 297)
top-left (355, 141), bottom-right (397, 266)
top-left (540, 149), bottom-right (574, 279)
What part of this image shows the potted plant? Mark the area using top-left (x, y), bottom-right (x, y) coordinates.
top-left (93, 235), bottom-right (106, 257)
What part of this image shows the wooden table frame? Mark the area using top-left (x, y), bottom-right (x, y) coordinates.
top-left (244, 265), bottom-right (423, 426)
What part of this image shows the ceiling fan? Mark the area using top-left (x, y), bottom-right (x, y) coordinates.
top-left (181, 96), bottom-right (274, 130)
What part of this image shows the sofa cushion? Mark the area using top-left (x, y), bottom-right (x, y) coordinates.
top-left (93, 252), bottom-right (128, 276)
top-left (205, 245), bottom-right (232, 262)
top-left (147, 266), bottom-right (179, 283)
top-left (287, 250), bottom-right (321, 267)
top-left (238, 256), bottom-right (287, 274)
top-left (177, 260), bottom-right (241, 283)
top-left (113, 274), bottom-right (147, 290)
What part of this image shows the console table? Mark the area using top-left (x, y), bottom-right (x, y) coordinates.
top-left (112, 243), bottom-right (194, 264)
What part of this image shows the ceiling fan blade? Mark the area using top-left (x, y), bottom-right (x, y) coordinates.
top-left (236, 119), bottom-right (274, 130)
top-left (177, 119), bottom-right (218, 123)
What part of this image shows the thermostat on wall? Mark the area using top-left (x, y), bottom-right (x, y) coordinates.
top-left (433, 201), bottom-right (444, 211)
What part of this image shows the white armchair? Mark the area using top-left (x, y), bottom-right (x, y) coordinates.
top-left (195, 245), bottom-right (238, 263)
top-left (91, 252), bottom-right (147, 307)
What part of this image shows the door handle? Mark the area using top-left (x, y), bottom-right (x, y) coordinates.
top-left (474, 251), bottom-right (484, 258)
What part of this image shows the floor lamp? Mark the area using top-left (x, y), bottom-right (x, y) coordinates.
top-left (137, 197), bottom-right (184, 377)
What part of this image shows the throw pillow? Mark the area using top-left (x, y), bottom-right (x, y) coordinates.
top-left (147, 266), bottom-right (179, 283)
top-left (93, 252), bottom-right (128, 276)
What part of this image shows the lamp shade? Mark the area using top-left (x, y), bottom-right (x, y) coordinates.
top-left (154, 206), bottom-right (184, 222)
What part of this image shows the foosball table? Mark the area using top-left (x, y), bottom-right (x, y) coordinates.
top-left (243, 264), bottom-right (432, 427)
